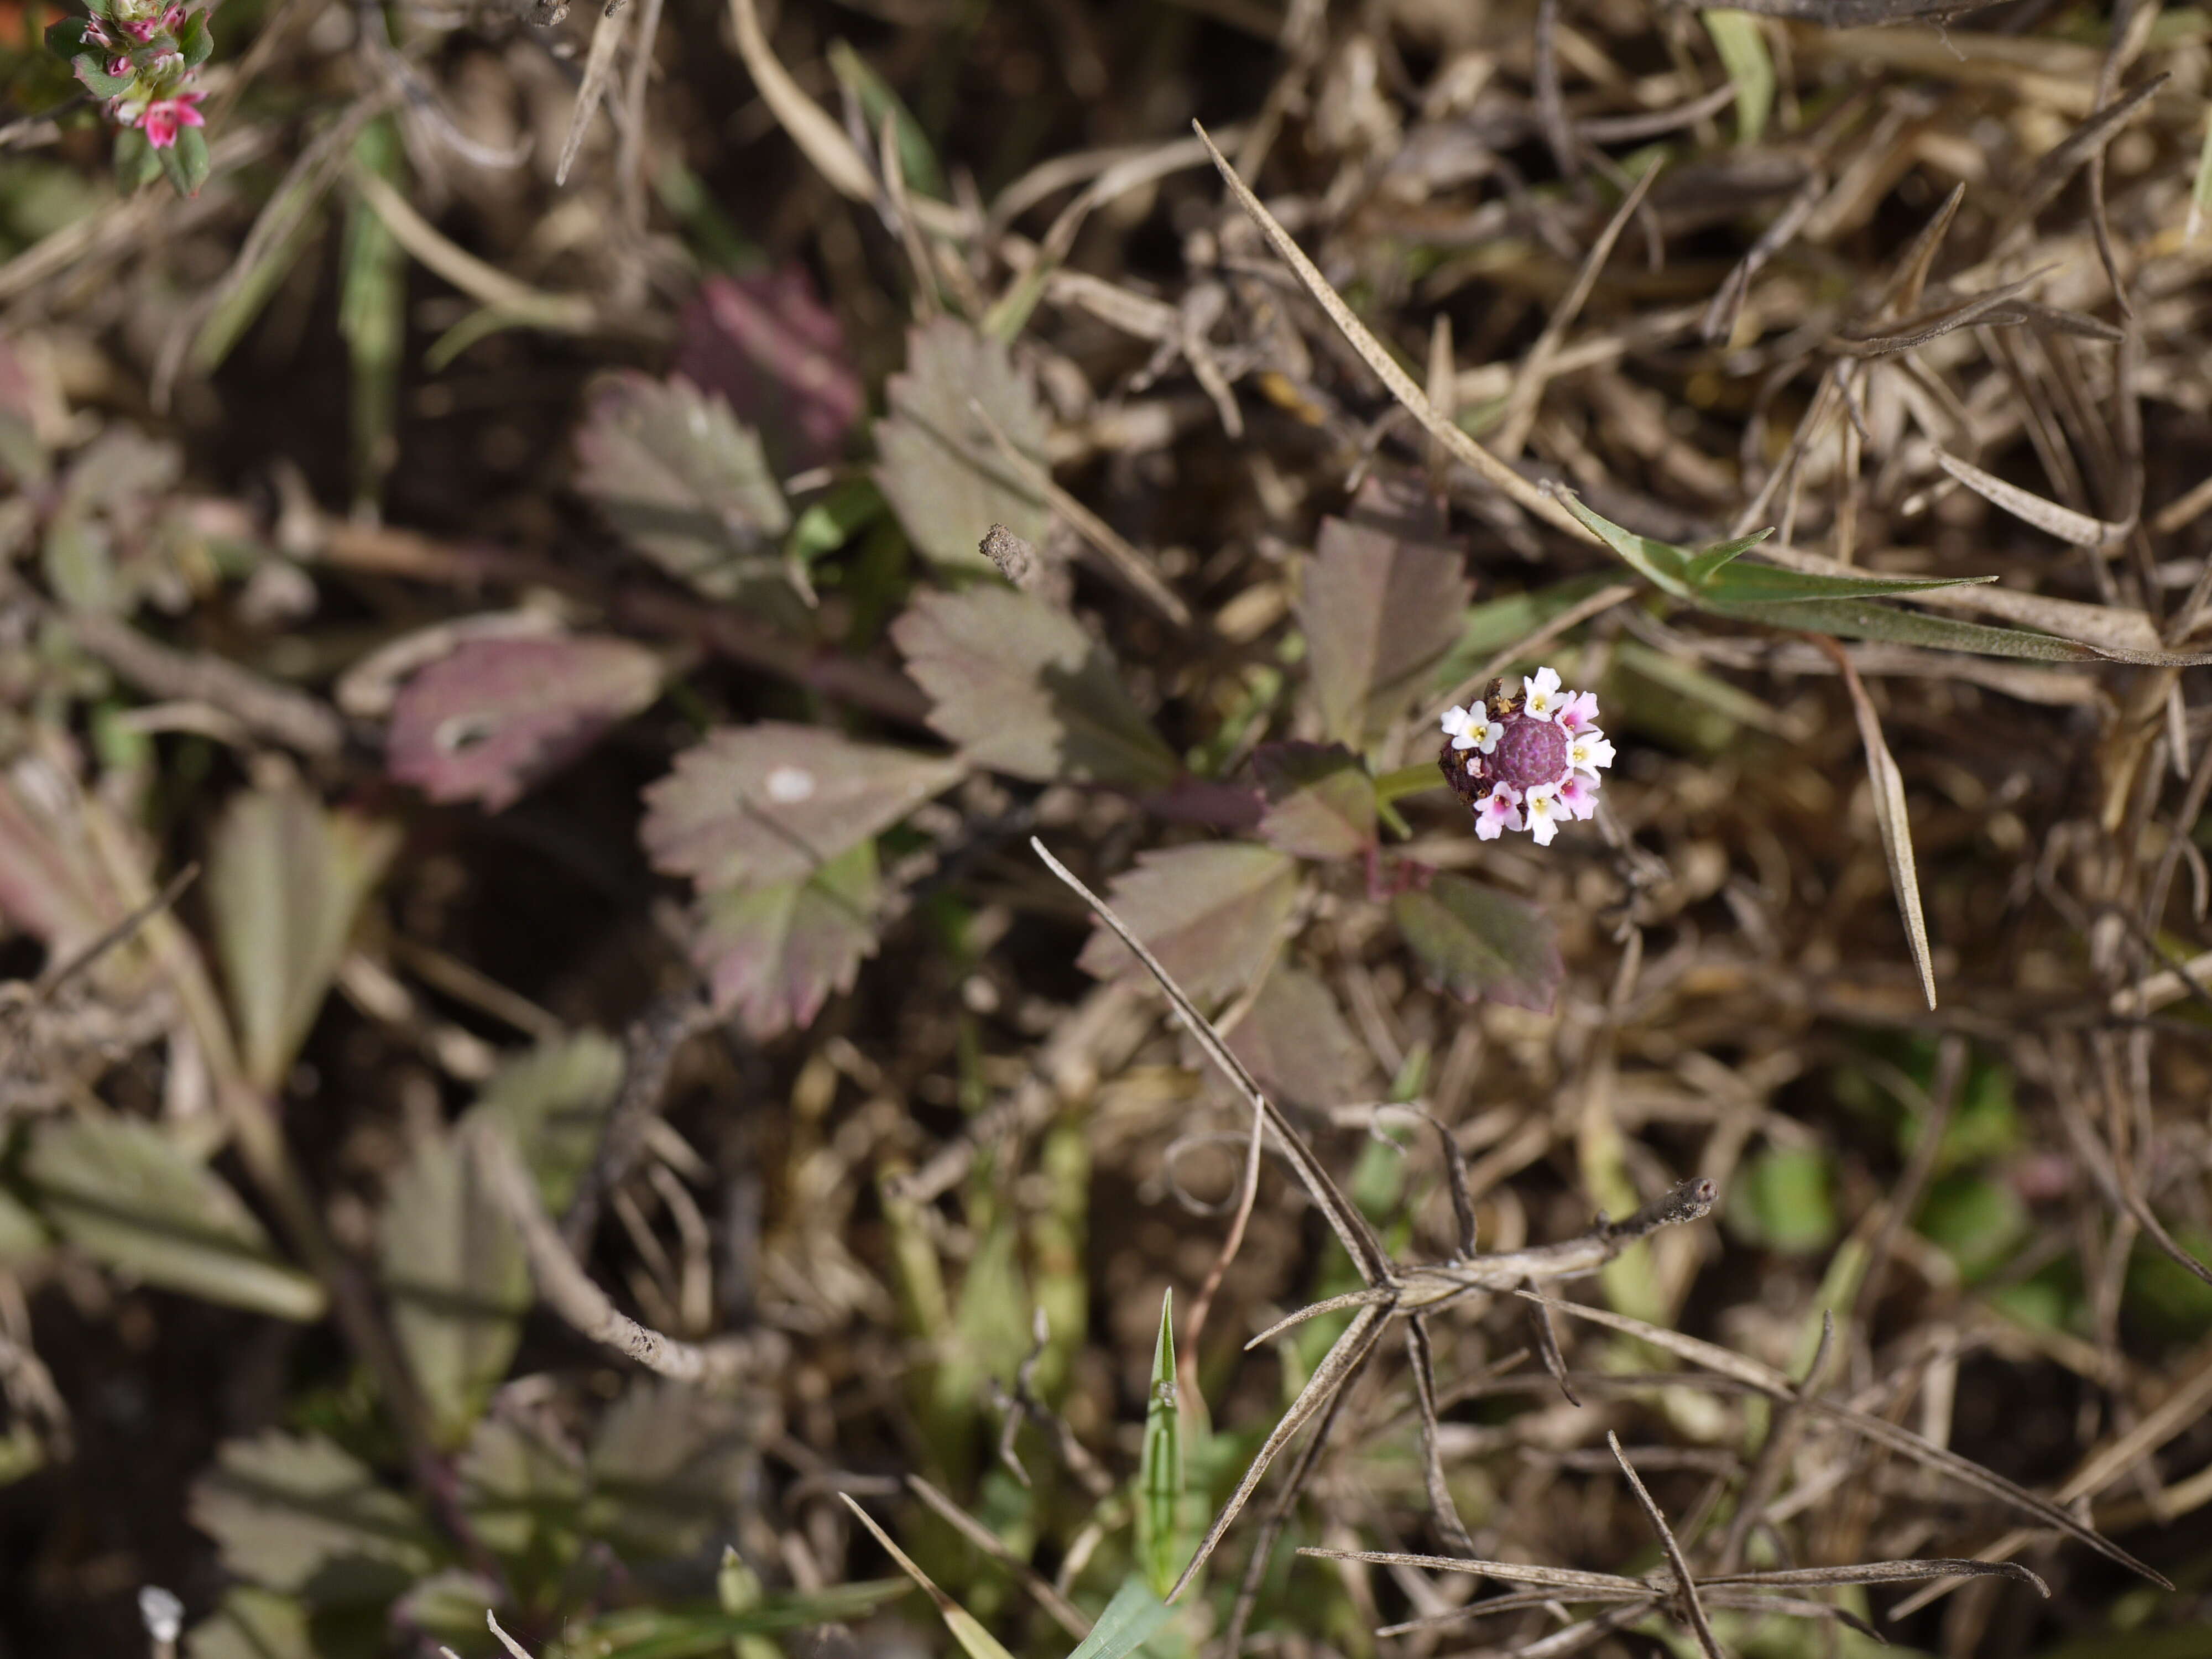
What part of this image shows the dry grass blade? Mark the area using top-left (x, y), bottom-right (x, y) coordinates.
top-left (1608, 1432), bottom-right (1723, 1659)
top-left (1245, 1288), bottom-right (1394, 1349)
top-left (1820, 640), bottom-right (1936, 1009)
top-left (555, 0), bottom-right (629, 186)
top-left (1509, 1293), bottom-right (1791, 1395)
top-left (1189, 123), bottom-right (1596, 545)
top-left (1692, 1591), bottom-right (1882, 1638)
top-left (1406, 1315), bottom-right (1479, 1556)
top-left (1297, 1547), bottom-right (1648, 1597)
top-left (1704, 1559), bottom-right (2048, 1593)
top-left (1869, 182), bottom-right (1965, 320)
top-left (1379, 1590), bottom-right (1656, 1639)
top-left (1526, 1279), bottom-right (1580, 1406)
top-left (1991, 73), bottom-right (2169, 252)
top-left (1933, 450), bottom-right (2132, 549)
top-left (486, 1611), bottom-right (536, 1659)
top-left (1031, 838), bottom-right (1390, 1284)
top-left (1833, 271), bottom-right (2050, 357)
top-left (904, 1474), bottom-right (1091, 1638)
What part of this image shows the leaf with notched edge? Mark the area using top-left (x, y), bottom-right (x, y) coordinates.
top-left (873, 318), bottom-right (1049, 570)
top-left (1301, 479), bottom-right (1471, 747)
top-left (694, 840), bottom-right (880, 1038)
top-left (189, 1431), bottom-right (438, 1599)
top-left (1392, 871), bottom-right (1562, 1013)
top-left (893, 586), bottom-right (1178, 790)
top-left (386, 634), bottom-right (663, 812)
top-left (1254, 742), bottom-right (1376, 859)
top-left (1076, 843), bottom-right (1300, 1005)
top-left (575, 372), bottom-right (790, 598)
top-left (676, 266), bottom-right (863, 475)
top-left (641, 723), bottom-right (962, 892)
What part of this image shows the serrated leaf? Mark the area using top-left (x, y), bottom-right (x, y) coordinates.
top-left (1696, 560), bottom-right (1997, 607)
top-left (1300, 492), bottom-right (1470, 747)
top-left (24, 1118), bottom-right (325, 1320)
top-left (892, 586), bottom-right (1177, 790)
top-left (1065, 1577), bottom-right (1173, 1659)
top-left (694, 839), bottom-right (880, 1037)
top-left (1253, 742), bottom-right (1376, 859)
top-left (379, 1130), bottom-right (529, 1448)
top-left (186, 1589), bottom-right (314, 1659)
top-left (467, 1032), bottom-right (624, 1214)
top-left (641, 723), bottom-right (962, 891)
top-left (208, 783), bottom-right (400, 1091)
top-left (676, 266), bottom-right (862, 475)
top-left (457, 1412), bottom-right (587, 1559)
top-left (575, 372), bottom-right (791, 598)
top-left (587, 1380), bottom-right (759, 1560)
top-left (189, 1431), bottom-right (438, 1598)
top-left (385, 634), bottom-right (664, 812)
top-left (872, 318), bottom-right (1048, 570)
top-left (1075, 843), bottom-right (1300, 1005)
top-left (1225, 961), bottom-right (1375, 1111)
top-left (1392, 872), bottom-right (1562, 1013)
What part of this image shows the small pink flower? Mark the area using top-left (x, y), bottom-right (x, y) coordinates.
top-left (119, 5), bottom-right (182, 40)
top-left (1556, 774), bottom-right (1600, 821)
top-left (1474, 784), bottom-right (1524, 841)
top-left (140, 88), bottom-right (204, 148)
top-left (85, 14), bottom-right (116, 45)
top-left (107, 53), bottom-right (133, 77)
top-left (1556, 690), bottom-right (1600, 734)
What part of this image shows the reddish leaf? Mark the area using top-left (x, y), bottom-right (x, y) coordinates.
top-left (641, 723), bottom-right (962, 891)
top-left (386, 635), bottom-right (663, 812)
top-left (873, 318), bottom-right (1049, 569)
top-left (1301, 476), bottom-right (1470, 746)
top-left (574, 372), bottom-right (790, 597)
top-left (1224, 961), bottom-right (1374, 1110)
top-left (1076, 842), bottom-right (1300, 1005)
top-left (676, 267), bottom-right (863, 476)
top-left (693, 841), bottom-right (879, 1038)
top-left (1254, 742), bottom-right (1376, 859)
top-left (1392, 872), bottom-right (1562, 1013)
top-left (891, 586), bottom-right (1177, 790)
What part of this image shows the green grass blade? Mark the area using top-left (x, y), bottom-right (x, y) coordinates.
top-left (1137, 1289), bottom-right (1186, 1599)
top-left (1063, 1577), bottom-right (1172, 1659)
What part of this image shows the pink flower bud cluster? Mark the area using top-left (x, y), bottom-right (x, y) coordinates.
top-left (1436, 667), bottom-right (1614, 847)
top-left (84, 3), bottom-right (205, 149)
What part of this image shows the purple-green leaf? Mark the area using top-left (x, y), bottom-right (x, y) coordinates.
top-left (694, 840), bottom-right (879, 1037)
top-left (1254, 742), bottom-right (1376, 859)
top-left (1224, 961), bottom-right (1375, 1110)
top-left (677, 267), bottom-right (862, 475)
top-left (385, 634), bottom-right (663, 812)
top-left (640, 723), bottom-right (962, 891)
top-left (891, 586), bottom-right (1177, 790)
top-left (872, 317), bottom-right (1048, 570)
top-left (574, 371), bottom-right (790, 597)
top-left (1392, 871), bottom-right (1562, 1013)
top-left (1076, 842), bottom-right (1300, 1004)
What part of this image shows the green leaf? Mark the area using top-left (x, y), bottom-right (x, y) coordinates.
top-left (1432, 571), bottom-right (1621, 691)
top-left (185, 1589), bottom-right (314, 1659)
top-left (24, 1117), bottom-right (325, 1321)
top-left (2126, 1226), bottom-right (2212, 1340)
top-left (114, 126), bottom-right (163, 192)
top-left (379, 1130), bottom-right (529, 1448)
top-left (456, 1411), bottom-right (587, 1559)
top-left (72, 53), bottom-right (136, 96)
top-left (693, 838), bottom-right (881, 1037)
top-left (1299, 482), bottom-right (1470, 747)
top-left (586, 1380), bottom-right (758, 1561)
top-left (1392, 872), bottom-right (1562, 1013)
top-left (1723, 1147), bottom-right (1838, 1254)
top-left (174, 123), bottom-right (212, 198)
top-left (1702, 11), bottom-right (1775, 145)
top-left (641, 723), bottom-right (962, 891)
top-left (1713, 596), bottom-right (2105, 661)
top-left (45, 18), bottom-right (92, 52)
top-left (1552, 490), bottom-right (1697, 597)
top-left (207, 782), bottom-right (400, 1092)
top-left (1066, 1578), bottom-right (1173, 1659)
top-left (840, 1494), bottom-right (1016, 1659)
top-left (1075, 842), bottom-right (1301, 1005)
top-left (575, 372), bottom-right (792, 598)
top-left (1916, 1173), bottom-right (2028, 1284)
top-left (872, 317), bottom-right (1049, 570)
top-left (1695, 559), bottom-right (1996, 607)
top-left (466, 1031), bottom-right (625, 1214)
top-left (549, 1583), bottom-right (911, 1659)
top-left (1678, 529), bottom-right (1773, 586)
top-left (180, 9), bottom-right (213, 66)
top-left (826, 40), bottom-right (946, 199)
top-left (1135, 1292), bottom-right (1185, 1600)
top-left (340, 119), bottom-right (404, 508)
top-left (893, 586), bottom-right (1178, 791)
top-left (188, 1431), bottom-right (439, 1598)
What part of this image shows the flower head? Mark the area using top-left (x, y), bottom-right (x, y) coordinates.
top-left (1434, 665), bottom-right (1610, 847)
top-left (138, 87), bottom-right (204, 148)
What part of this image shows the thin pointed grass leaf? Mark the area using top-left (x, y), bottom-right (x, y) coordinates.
top-left (1514, 1291), bottom-right (1795, 1395)
top-left (1703, 1559), bottom-right (2049, 1595)
top-left (1696, 562), bottom-right (1997, 607)
top-left (1832, 270), bottom-right (2052, 357)
top-left (1138, 1291), bottom-right (1186, 1600)
top-left (1547, 487), bottom-right (1697, 597)
top-left (1245, 1288), bottom-right (1396, 1350)
top-left (1167, 1301), bottom-right (1390, 1602)
top-left (1692, 1591), bottom-right (1885, 1639)
top-left (1296, 1547), bottom-right (1647, 1597)
top-left (1608, 1433), bottom-right (1724, 1659)
top-left (1527, 1281), bottom-right (1581, 1406)
top-left (1407, 1315), bottom-right (1479, 1556)
top-left (1379, 1590), bottom-right (1658, 1639)
top-left (1061, 1578), bottom-right (1171, 1659)
top-left (1932, 450), bottom-right (2132, 549)
top-left (1033, 839), bottom-right (1390, 1286)
top-left (903, 1475), bottom-right (1090, 1639)
top-left (1991, 74), bottom-right (2168, 251)
top-left (1712, 598), bottom-right (2110, 662)
top-left (1680, 529), bottom-right (1773, 587)
top-left (1829, 651), bottom-right (1937, 1009)
top-left (1871, 182), bottom-right (1964, 319)
top-left (838, 1494), bottom-right (1018, 1659)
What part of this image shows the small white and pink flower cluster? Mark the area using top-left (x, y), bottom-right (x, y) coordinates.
top-left (1436, 667), bottom-right (1614, 846)
top-left (72, 2), bottom-right (206, 150)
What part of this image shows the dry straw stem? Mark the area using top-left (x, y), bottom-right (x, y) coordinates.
top-left (1189, 123), bottom-right (1598, 546)
top-left (904, 1474), bottom-right (1091, 1639)
top-left (555, 0), bottom-right (631, 187)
